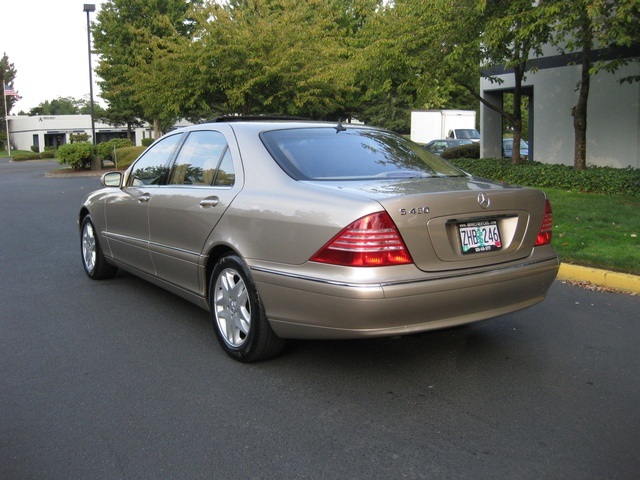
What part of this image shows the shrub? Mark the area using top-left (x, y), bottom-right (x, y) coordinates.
top-left (57, 142), bottom-right (95, 169)
top-left (113, 146), bottom-right (146, 170)
top-left (30, 145), bottom-right (40, 153)
top-left (70, 132), bottom-right (90, 143)
top-left (12, 153), bottom-right (41, 161)
top-left (97, 138), bottom-right (134, 161)
top-left (450, 158), bottom-right (640, 197)
top-left (141, 137), bottom-right (154, 147)
top-left (40, 150), bottom-right (55, 159)
top-left (441, 142), bottom-right (480, 160)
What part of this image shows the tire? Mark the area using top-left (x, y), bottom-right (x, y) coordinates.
top-left (209, 254), bottom-right (285, 362)
top-left (81, 215), bottom-right (118, 280)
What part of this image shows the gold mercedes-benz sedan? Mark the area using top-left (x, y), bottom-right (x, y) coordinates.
top-left (79, 119), bottom-right (559, 362)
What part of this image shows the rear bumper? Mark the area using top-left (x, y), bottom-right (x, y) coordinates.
top-left (252, 256), bottom-right (560, 339)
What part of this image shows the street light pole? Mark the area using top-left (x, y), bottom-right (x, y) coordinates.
top-left (83, 4), bottom-right (96, 151)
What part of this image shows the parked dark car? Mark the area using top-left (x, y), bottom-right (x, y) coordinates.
top-left (424, 138), bottom-right (473, 156)
top-left (80, 119), bottom-right (558, 362)
top-left (503, 138), bottom-right (529, 160)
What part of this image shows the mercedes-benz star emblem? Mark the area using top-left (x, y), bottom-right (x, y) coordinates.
top-left (477, 193), bottom-right (490, 209)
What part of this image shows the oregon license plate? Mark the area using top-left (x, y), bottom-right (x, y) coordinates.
top-left (458, 220), bottom-right (502, 254)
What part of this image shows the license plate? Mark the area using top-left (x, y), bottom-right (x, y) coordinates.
top-left (458, 220), bottom-right (502, 254)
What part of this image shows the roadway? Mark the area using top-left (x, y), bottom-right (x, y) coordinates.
top-left (1, 159), bottom-right (639, 479)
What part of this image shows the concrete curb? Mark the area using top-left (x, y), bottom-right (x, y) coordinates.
top-left (558, 264), bottom-right (640, 295)
top-left (46, 170), bottom-right (105, 178)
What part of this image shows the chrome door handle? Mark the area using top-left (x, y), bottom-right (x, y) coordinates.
top-left (138, 193), bottom-right (151, 203)
top-left (200, 196), bottom-right (220, 208)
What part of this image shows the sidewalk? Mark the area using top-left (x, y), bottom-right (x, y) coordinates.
top-left (558, 264), bottom-right (640, 295)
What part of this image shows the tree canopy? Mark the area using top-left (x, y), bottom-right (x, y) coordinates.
top-left (1, 53), bottom-right (18, 118)
top-left (26, 96), bottom-right (106, 116)
top-left (92, 0), bottom-right (204, 137)
top-left (84, 0), bottom-right (639, 167)
top-left (539, 0), bottom-right (640, 169)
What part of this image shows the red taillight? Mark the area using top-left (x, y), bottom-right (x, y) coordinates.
top-left (535, 199), bottom-right (553, 246)
top-left (310, 211), bottom-right (413, 267)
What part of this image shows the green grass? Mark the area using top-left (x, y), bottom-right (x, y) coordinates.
top-left (0, 149), bottom-right (31, 157)
top-left (545, 188), bottom-right (640, 275)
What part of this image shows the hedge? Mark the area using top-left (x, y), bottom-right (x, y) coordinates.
top-left (97, 138), bottom-right (134, 161)
top-left (56, 142), bottom-right (94, 169)
top-left (450, 158), bottom-right (640, 197)
top-left (112, 146), bottom-right (146, 170)
top-left (11, 153), bottom-right (41, 161)
top-left (441, 142), bottom-right (480, 160)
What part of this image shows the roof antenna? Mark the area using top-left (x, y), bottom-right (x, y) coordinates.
top-left (335, 118), bottom-right (347, 133)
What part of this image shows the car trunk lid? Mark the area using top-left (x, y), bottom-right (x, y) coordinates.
top-left (307, 176), bottom-right (548, 272)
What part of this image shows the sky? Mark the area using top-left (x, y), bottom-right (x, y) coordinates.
top-left (1, 0), bottom-right (107, 113)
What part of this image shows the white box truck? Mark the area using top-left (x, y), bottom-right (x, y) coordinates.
top-left (410, 110), bottom-right (479, 144)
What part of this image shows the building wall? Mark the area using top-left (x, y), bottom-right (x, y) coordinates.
top-left (6, 115), bottom-right (152, 152)
top-left (7, 115), bottom-right (192, 152)
top-left (481, 53), bottom-right (639, 168)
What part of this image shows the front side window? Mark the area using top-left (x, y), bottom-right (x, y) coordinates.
top-left (168, 130), bottom-right (234, 186)
top-left (130, 133), bottom-right (183, 186)
top-left (261, 127), bottom-right (465, 181)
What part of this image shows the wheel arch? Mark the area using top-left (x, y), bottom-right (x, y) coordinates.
top-left (79, 207), bottom-right (90, 231)
top-left (204, 244), bottom-right (238, 303)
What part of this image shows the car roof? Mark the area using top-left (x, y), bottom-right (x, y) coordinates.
top-left (180, 117), bottom-right (378, 134)
top-left (209, 116), bottom-right (312, 123)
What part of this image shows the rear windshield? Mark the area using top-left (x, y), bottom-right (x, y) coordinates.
top-left (261, 127), bottom-right (466, 181)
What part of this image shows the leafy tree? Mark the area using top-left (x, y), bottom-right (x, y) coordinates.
top-left (1, 53), bottom-right (18, 151)
top-left (479, 0), bottom-right (554, 164)
top-left (419, 0), bottom-right (552, 164)
top-left (352, 1), bottom-right (426, 132)
top-left (1, 53), bottom-right (18, 112)
top-left (542, 0), bottom-right (640, 170)
top-left (353, 1), bottom-right (483, 133)
top-left (93, 0), bottom-right (203, 138)
top-left (198, 0), bottom-right (365, 118)
top-left (29, 97), bottom-right (81, 115)
top-left (360, 1), bottom-right (551, 161)
top-left (27, 96), bottom-right (106, 117)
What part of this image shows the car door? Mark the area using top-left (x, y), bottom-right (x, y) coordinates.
top-left (147, 127), bottom-right (242, 294)
top-left (103, 133), bottom-right (184, 274)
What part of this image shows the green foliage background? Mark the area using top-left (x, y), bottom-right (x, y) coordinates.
top-left (56, 143), bottom-right (95, 169)
top-left (452, 158), bottom-right (640, 197)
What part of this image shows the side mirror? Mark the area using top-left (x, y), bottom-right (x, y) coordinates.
top-left (101, 171), bottom-right (123, 188)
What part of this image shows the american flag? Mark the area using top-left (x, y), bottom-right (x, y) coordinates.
top-left (4, 84), bottom-right (18, 96)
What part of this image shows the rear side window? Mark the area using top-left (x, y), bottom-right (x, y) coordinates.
top-left (261, 128), bottom-right (465, 181)
top-left (168, 130), bottom-right (232, 186)
top-left (213, 149), bottom-right (235, 186)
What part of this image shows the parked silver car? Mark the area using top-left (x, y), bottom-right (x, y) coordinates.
top-left (503, 137), bottom-right (530, 160)
top-left (80, 119), bottom-right (558, 362)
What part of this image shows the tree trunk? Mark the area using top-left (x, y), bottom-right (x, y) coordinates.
top-left (511, 63), bottom-right (524, 165)
top-left (153, 119), bottom-right (161, 139)
top-left (572, 23), bottom-right (592, 171)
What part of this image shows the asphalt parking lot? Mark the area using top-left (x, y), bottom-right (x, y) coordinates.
top-left (1, 159), bottom-right (639, 479)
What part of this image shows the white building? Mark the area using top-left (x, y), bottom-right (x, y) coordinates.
top-left (5, 115), bottom-right (157, 151)
top-left (481, 45), bottom-right (639, 168)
